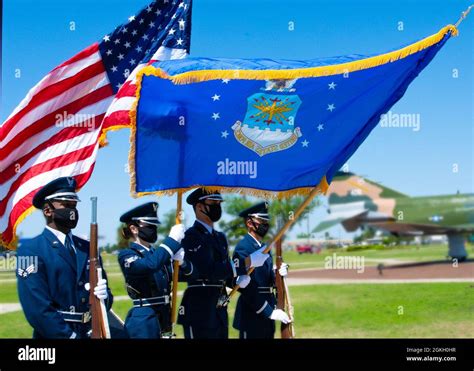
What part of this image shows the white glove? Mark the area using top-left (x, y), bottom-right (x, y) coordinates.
top-left (269, 309), bottom-right (291, 324)
top-left (249, 246), bottom-right (269, 268)
top-left (173, 248), bottom-right (185, 265)
top-left (236, 275), bottom-right (251, 289)
top-left (169, 224), bottom-right (186, 243)
top-left (278, 262), bottom-right (289, 277)
top-left (93, 279), bottom-right (108, 300)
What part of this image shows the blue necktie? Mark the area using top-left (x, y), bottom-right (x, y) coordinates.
top-left (64, 235), bottom-right (76, 259)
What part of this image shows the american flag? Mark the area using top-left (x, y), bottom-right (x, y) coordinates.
top-left (0, 0), bottom-right (192, 248)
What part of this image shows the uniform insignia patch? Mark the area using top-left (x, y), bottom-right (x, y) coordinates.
top-left (17, 264), bottom-right (36, 278)
top-left (124, 256), bottom-right (139, 268)
top-left (191, 245), bottom-right (202, 252)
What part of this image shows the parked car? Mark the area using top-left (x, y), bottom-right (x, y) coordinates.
top-left (296, 244), bottom-right (313, 254)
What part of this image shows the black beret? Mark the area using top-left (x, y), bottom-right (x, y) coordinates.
top-left (120, 202), bottom-right (160, 225)
top-left (186, 188), bottom-right (223, 205)
top-left (32, 177), bottom-right (79, 209)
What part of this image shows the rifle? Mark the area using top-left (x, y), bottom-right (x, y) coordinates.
top-left (275, 234), bottom-right (294, 338)
top-left (220, 186), bottom-right (321, 307)
top-left (89, 197), bottom-right (111, 339)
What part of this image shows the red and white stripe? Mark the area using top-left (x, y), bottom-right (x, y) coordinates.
top-left (101, 46), bottom-right (188, 139)
top-left (0, 43), bottom-right (114, 247)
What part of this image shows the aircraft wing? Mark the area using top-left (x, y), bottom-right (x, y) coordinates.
top-left (313, 217), bottom-right (354, 232)
top-left (313, 209), bottom-right (369, 233)
top-left (367, 221), bottom-right (460, 235)
top-left (313, 206), bottom-right (394, 233)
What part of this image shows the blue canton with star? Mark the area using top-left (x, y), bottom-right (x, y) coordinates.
top-left (98, 0), bottom-right (192, 93)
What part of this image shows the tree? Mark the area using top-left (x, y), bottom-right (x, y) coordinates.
top-left (218, 195), bottom-right (319, 247)
top-left (157, 209), bottom-right (177, 239)
top-left (353, 227), bottom-right (376, 243)
top-left (115, 225), bottom-right (129, 250)
top-left (297, 232), bottom-right (311, 239)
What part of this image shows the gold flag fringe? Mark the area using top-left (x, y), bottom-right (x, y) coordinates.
top-left (128, 62), bottom-right (330, 199)
top-left (0, 205), bottom-right (36, 250)
top-left (0, 24), bottom-right (462, 250)
top-left (130, 181), bottom-right (329, 201)
top-left (98, 125), bottom-right (131, 147)
top-left (127, 24), bottom-right (457, 201)
top-left (136, 25), bottom-right (458, 85)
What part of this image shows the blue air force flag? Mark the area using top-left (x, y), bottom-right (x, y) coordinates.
top-left (130, 25), bottom-right (458, 198)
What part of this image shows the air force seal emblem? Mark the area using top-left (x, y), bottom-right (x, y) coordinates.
top-left (232, 79), bottom-right (302, 156)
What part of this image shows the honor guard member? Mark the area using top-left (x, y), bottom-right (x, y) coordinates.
top-left (118, 202), bottom-right (189, 338)
top-left (232, 202), bottom-right (291, 339)
top-left (177, 188), bottom-right (267, 339)
top-left (16, 177), bottom-right (113, 339)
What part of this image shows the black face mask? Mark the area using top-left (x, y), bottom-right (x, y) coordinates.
top-left (251, 220), bottom-right (270, 238)
top-left (52, 207), bottom-right (79, 230)
top-left (202, 203), bottom-right (222, 222)
top-left (138, 225), bottom-right (158, 244)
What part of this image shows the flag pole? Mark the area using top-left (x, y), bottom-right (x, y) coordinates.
top-left (169, 191), bottom-right (183, 335)
top-left (283, 272), bottom-right (295, 337)
top-left (455, 4), bottom-right (473, 27)
top-left (274, 216), bottom-right (293, 338)
top-left (223, 185), bottom-right (321, 305)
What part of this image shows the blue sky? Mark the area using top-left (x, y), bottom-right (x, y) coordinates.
top-left (2, 0), bottom-right (473, 244)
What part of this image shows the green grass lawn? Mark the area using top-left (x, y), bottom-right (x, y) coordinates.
top-left (1, 243), bottom-right (460, 303)
top-left (1, 282), bottom-right (472, 338)
top-left (0, 243), bottom-right (468, 282)
top-left (282, 243), bottom-right (473, 269)
top-left (1, 244), bottom-right (472, 338)
top-left (291, 283), bottom-right (474, 338)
